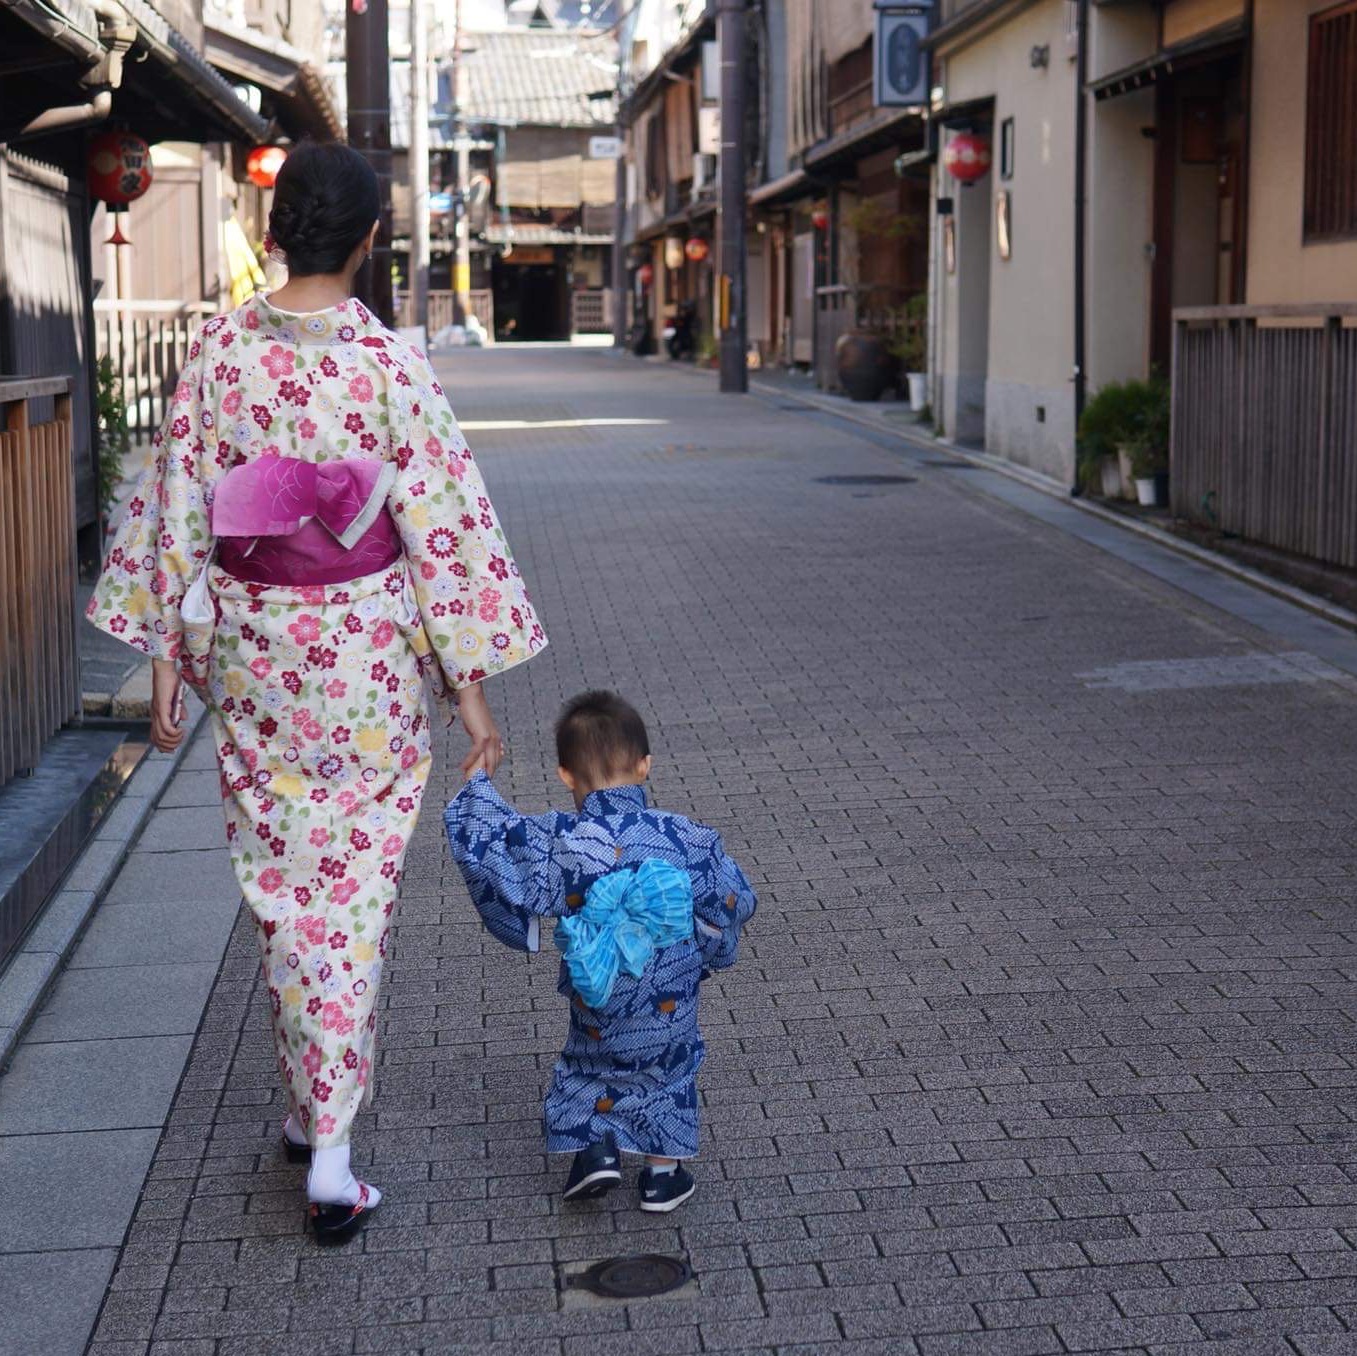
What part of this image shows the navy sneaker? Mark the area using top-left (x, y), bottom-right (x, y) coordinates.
top-left (638, 1163), bottom-right (696, 1213)
top-left (562, 1134), bottom-right (622, 1201)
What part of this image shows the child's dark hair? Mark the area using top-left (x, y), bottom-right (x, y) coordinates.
top-left (556, 691), bottom-right (650, 782)
top-left (268, 142), bottom-right (379, 276)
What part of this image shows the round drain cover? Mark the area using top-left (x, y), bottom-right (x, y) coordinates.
top-left (815, 474), bottom-right (916, 486)
top-left (567, 1254), bottom-right (693, 1299)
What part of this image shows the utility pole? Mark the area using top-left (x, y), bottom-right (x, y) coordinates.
top-left (347, 0), bottom-right (395, 326)
top-left (409, 0), bottom-right (431, 337)
top-left (612, 109), bottom-right (627, 349)
top-left (611, 13), bottom-right (629, 350)
top-left (450, 0), bottom-right (470, 326)
top-left (717, 0), bottom-right (747, 393)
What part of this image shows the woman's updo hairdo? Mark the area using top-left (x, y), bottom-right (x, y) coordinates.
top-left (268, 142), bottom-right (380, 276)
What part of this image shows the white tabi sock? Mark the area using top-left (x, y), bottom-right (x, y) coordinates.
top-left (282, 1114), bottom-right (307, 1146)
top-left (648, 1160), bottom-right (678, 1176)
top-left (307, 1144), bottom-right (383, 1208)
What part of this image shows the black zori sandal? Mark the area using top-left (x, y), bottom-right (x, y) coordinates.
top-left (308, 1182), bottom-right (378, 1246)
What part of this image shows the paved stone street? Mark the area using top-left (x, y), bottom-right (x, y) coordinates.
top-left (70, 347), bottom-right (1357, 1353)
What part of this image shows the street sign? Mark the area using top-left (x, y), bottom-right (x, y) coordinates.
top-left (874, 3), bottom-right (934, 108)
top-left (589, 135), bottom-right (622, 159)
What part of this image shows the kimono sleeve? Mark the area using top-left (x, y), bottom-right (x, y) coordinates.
top-left (387, 349), bottom-right (546, 695)
top-left (686, 824), bottom-right (758, 972)
top-left (443, 772), bottom-right (575, 953)
top-left (85, 340), bottom-right (212, 670)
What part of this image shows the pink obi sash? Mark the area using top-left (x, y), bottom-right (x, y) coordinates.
top-left (211, 456), bottom-right (400, 586)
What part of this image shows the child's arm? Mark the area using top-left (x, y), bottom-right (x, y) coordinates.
top-left (686, 823), bottom-right (757, 972)
top-left (443, 772), bottom-right (576, 953)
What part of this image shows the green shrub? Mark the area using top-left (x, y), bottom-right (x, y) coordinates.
top-left (1078, 376), bottom-right (1169, 480)
top-left (95, 355), bottom-right (130, 519)
top-left (887, 293), bottom-right (927, 373)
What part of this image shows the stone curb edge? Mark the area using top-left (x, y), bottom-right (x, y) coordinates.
top-left (617, 351), bottom-right (1357, 638)
top-left (0, 694), bottom-right (209, 1073)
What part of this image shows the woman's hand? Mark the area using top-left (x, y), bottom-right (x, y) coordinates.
top-left (457, 682), bottom-right (505, 779)
top-left (150, 658), bottom-right (187, 754)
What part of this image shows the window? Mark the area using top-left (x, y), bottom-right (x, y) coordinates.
top-left (1000, 117), bottom-right (1015, 180)
top-left (1305, 0), bottom-right (1357, 241)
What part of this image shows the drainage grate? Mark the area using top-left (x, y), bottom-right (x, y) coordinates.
top-left (565, 1254), bottom-right (694, 1300)
top-left (815, 474), bottom-right (917, 486)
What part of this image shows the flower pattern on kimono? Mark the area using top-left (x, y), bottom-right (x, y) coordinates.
top-left (84, 293), bottom-right (547, 1151)
top-left (86, 293), bottom-right (546, 694)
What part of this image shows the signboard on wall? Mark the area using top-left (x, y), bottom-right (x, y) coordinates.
top-left (874, 2), bottom-right (934, 108)
top-left (589, 135), bottom-right (622, 159)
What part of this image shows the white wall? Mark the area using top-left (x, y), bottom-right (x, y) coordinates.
top-left (934, 0), bottom-right (1078, 482)
top-left (1086, 7), bottom-right (1156, 391)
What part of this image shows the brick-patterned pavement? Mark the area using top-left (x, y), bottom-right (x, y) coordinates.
top-left (89, 349), bottom-right (1357, 1356)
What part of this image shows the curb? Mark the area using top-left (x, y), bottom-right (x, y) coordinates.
top-left (0, 693), bottom-right (209, 1072)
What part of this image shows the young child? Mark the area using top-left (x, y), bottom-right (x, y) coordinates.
top-left (444, 690), bottom-right (756, 1211)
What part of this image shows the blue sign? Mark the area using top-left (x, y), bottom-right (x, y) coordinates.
top-left (874, 8), bottom-right (933, 108)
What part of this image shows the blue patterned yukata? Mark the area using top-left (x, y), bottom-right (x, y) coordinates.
top-left (444, 773), bottom-right (756, 1159)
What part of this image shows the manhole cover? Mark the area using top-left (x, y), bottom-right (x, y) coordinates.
top-left (565, 1254), bottom-right (693, 1299)
top-left (815, 474), bottom-right (916, 486)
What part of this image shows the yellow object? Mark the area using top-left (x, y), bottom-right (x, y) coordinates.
top-left (225, 217), bottom-right (266, 307)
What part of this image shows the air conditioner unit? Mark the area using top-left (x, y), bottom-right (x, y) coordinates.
top-left (691, 153), bottom-right (717, 198)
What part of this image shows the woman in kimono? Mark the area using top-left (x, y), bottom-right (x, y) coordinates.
top-left (87, 143), bottom-right (546, 1242)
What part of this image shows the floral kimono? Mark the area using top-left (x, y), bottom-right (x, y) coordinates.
top-left (87, 294), bottom-right (546, 1147)
top-left (444, 774), bottom-right (756, 1159)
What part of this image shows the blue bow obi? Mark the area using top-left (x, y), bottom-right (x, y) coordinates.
top-left (552, 859), bottom-right (694, 1007)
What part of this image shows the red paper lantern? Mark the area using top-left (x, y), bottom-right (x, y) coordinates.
top-left (683, 236), bottom-right (709, 263)
top-left (637, 262), bottom-right (654, 287)
top-left (246, 145), bottom-right (288, 189)
top-left (943, 132), bottom-right (992, 186)
top-left (810, 203), bottom-right (829, 231)
top-left (87, 131), bottom-right (152, 207)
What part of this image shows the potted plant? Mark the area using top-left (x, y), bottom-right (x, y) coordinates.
top-left (833, 198), bottom-right (923, 403)
top-left (1077, 377), bottom-right (1168, 501)
top-left (888, 293), bottom-right (928, 412)
top-left (1127, 378), bottom-right (1170, 506)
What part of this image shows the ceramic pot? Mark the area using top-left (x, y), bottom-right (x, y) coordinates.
top-left (836, 331), bottom-right (897, 403)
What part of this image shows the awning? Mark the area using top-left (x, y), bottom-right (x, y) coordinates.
top-left (115, 0), bottom-right (269, 143)
top-left (206, 17), bottom-right (343, 141)
top-left (749, 169), bottom-right (815, 207)
top-left (1089, 19), bottom-right (1247, 102)
top-left (803, 106), bottom-right (922, 173)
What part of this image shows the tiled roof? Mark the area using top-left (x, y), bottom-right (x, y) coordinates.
top-left (460, 28), bottom-right (617, 128)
